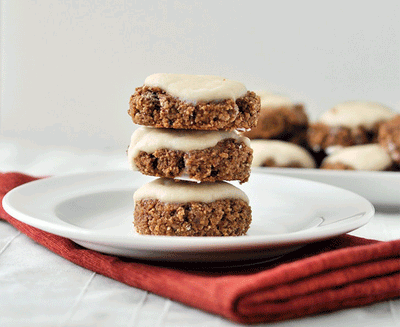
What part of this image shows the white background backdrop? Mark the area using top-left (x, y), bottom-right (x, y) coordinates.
top-left (1, 0), bottom-right (399, 151)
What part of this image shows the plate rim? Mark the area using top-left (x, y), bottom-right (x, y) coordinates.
top-left (251, 166), bottom-right (400, 207)
top-left (2, 170), bottom-right (375, 253)
top-left (251, 166), bottom-right (400, 178)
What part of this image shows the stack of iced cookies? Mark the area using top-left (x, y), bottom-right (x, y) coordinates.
top-left (127, 73), bottom-right (261, 236)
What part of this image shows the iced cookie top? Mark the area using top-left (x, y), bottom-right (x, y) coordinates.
top-left (134, 178), bottom-right (249, 204)
top-left (144, 73), bottom-right (247, 104)
top-left (322, 144), bottom-right (392, 170)
top-left (128, 126), bottom-right (250, 170)
top-left (251, 140), bottom-right (316, 168)
top-left (319, 101), bottom-right (395, 129)
top-left (255, 91), bottom-right (293, 109)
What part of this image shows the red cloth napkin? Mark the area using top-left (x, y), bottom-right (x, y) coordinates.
top-left (1, 172), bottom-right (400, 324)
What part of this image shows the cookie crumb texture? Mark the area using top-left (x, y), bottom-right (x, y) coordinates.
top-left (128, 86), bottom-right (260, 130)
top-left (133, 139), bottom-right (252, 183)
top-left (134, 199), bottom-right (252, 236)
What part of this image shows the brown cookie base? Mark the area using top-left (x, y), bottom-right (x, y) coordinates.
top-left (134, 198), bottom-right (252, 236)
top-left (307, 122), bottom-right (382, 152)
top-left (243, 104), bottom-right (308, 146)
top-left (321, 161), bottom-right (396, 171)
top-left (128, 86), bottom-right (260, 130)
top-left (378, 115), bottom-right (400, 164)
top-left (320, 162), bottom-right (355, 170)
top-left (132, 139), bottom-right (252, 183)
top-left (258, 158), bottom-right (307, 169)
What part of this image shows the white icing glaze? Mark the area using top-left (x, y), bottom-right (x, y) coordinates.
top-left (128, 127), bottom-right (250, 170)
top-left (144, 73), bottom-right (247, 104)
top-left (323, 144), bottom-right (392, 170)
top-left (255, 90), bottom-right (293, 109)
top-left (251, 140), bottom-right (316, 168)
top-left (133, 178), bottom-right (249, 203)
top-left (319, 101), bottom-right (395, 129)
top-left (325, 145), bottom-right (344, 155)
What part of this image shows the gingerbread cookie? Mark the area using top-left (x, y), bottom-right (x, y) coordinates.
top-left (308, 101), bottom-right (396, 153)
top-left (128, 74), bottom-right (261, 131)
top-left (243, 91), bottom-right (308, 146)
top-left (251, 140), bottom-right (316, 168)
top-left (128, 126), bottom-right (253, 183)
top-left (320, 144), bottom-right (395, 171)
top-left (378, 114), bottom-right (400, 164)
top-left (133, 178), bottom-right (252, 236)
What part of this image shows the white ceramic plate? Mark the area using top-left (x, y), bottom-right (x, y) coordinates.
top-left (252, 167), bottom-right (400, 208)
top-left (3, 170), bottom-right (374, 263)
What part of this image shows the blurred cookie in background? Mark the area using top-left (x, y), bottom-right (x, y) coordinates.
top-left (242, 91), bottom-right (308, 147)
top-left (251, 140), bottom-right (316, 169)
top-left (308, 101), bottom-right (396, 152)
top-left (320, 144), bottom-right (396, 171)
top-left (378, 115), bottom-right (400, 165)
